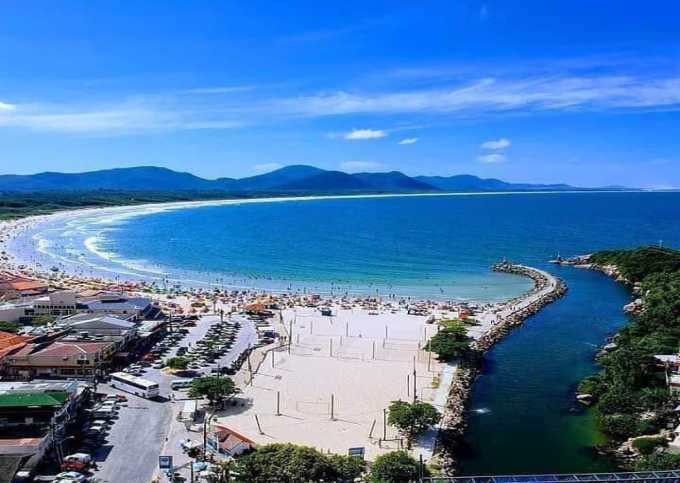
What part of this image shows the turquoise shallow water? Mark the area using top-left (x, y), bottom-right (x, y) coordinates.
top-left (10, 191), bottom-right (680, 473)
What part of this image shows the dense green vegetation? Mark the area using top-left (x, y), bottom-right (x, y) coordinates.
top-left (426, 320), bottom-right (471, 361)
top-left (580, 247), bottom-right (680, 456)
top-left (635, 452), bottom-right (680, 471)
top-left (369, 450), bottom-right (425, 482)
top-left (632, 436), bottom-right (668, 455)
top-left (0, 321), bottom-right (19, 333)
top-left (590, 247), bottom-right (680, 283)
top-left (233, 443), bottom-right (366, 482)
top-left (387, 400), bottom-right (441, 448)
top-left (165, 356), bottom-right (190, 370)
top-left (0, 191), bottom-right (237, 221)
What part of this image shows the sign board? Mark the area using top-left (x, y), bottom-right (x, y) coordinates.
top-left (348, 447), bottom-right (365, 459)
top-left (158, 455), bottom-right (173, 470)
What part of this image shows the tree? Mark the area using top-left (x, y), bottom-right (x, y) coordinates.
top-left (0, 321), bottom-right (19, 333)
top-left (369, 450), bottom-right (423, 483)
top-left (165, 356), bottom-right (190, 371)
top-left (388, 400), bottom-right (441, 448)
top-left (188, 376), bottom-right (239, 407)
top-left (427, 321), bottom-right (471, 361)
top-left (233, 443), bottom-right (363, 483)
top-left (328, 454), bottom-right (367, 482)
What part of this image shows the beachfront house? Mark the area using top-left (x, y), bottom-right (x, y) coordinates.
top-left (205, 424), bottom-right (255, 458)
top-left (654, 354), bottom-right (680, 395)
top-left (0, 275), bottom-right (48, 299)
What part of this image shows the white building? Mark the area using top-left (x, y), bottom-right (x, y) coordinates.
top-left (0, 302), bottom-right (30, 323)
top-left (33, 291), bottom-right (78, 317)
top-left (80, 293), bottom-right (154, 321)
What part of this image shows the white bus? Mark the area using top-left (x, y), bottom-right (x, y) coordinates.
top-left (110, 372), bottom-right (160, 398)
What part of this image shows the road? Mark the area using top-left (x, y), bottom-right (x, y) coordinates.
top-left (91, 314), bottom-right (257, 483)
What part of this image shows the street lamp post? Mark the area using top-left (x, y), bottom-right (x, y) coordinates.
top-left (203, 410), bottom-right (217, 461)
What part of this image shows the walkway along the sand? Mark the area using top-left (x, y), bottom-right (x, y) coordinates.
top-left (430, 263), bottom-right (568, 475)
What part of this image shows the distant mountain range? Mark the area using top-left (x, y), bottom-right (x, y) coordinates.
top-left (0, 165), bottom-right (625, 194)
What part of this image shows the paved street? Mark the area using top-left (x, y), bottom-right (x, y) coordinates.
top-left (90, 313), bottom-right (257, 483)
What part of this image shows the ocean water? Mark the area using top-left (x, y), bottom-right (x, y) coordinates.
top-left (9, 191), bottom-right (680, 473)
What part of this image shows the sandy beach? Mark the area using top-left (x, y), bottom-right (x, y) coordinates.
top-left (0, 205), bottom-right (565, 466)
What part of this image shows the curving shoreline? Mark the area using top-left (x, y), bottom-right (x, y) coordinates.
top-left (436, 263), bottom-right (568, 474)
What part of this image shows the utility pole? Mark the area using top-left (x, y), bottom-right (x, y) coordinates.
top-left (247, 345), bottom-right (253, 385)
top-left (203, 410), bottom-right (216, 460)
top-left (413, 356), bottom-right (417, 403)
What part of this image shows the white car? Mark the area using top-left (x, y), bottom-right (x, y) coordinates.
top-left (55, 472), bottom-right (88, 482)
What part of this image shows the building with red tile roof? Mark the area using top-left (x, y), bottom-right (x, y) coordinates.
top-left (0, 275), bottom-right (48, 299)
top-left (207, 424), bottom-right (255, 458)
top-left (0, 331), bottom-right (30, 362)
top-left (2, 340), bottom-right (114, 380)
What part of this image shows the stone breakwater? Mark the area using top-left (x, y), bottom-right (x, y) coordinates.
top-left (436, 263), bottom-right (568, 475)
top-left (475, 263), bottom-right (568, 352)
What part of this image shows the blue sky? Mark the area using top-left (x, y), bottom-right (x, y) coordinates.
top-left (1, 1), bottom-right (679, 188)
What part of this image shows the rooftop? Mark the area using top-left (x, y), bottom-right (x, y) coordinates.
top-left (81, 295), bottom-right (152, 313)
top-left (63, 313), bottom-right (136, 329)
top-left (11, 340), bottom-right (112, 358)
top-left (0, 380), bottom-right (80, 396)
top-left (0, 391), bottom-right (68, 408)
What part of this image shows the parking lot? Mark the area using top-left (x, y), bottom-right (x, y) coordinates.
top-left (81, 314), bottom-right (257, 483)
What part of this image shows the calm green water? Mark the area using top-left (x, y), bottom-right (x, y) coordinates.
top-left (460, 266), bottom-right (629, 474)
top-left (11, 191), bottom-right (680, 473)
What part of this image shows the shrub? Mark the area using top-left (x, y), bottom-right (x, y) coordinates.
top-left (632, 436), bottom-right (667, 455)
top-left (0, 321), bottom-right (20, 333)
top-left (370, 451), bottom-right (424, 483)
top-left (635, 452), bottom-right (680, 471)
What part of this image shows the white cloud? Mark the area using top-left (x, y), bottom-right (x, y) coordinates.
top-left (478, 153), bottom-right (507, 164)
top-left (344, 128), bottom-right (387, 140)
top-left (0, 103), bottom-right (246, 134)
top-left (3, 70), bottom-right (680, 136)
top-left (481, 137), bottom-right (511, 150)
top-left (270, 76), bottom-right (680, 118)
top-left (340, 161), bottom-right (385, 172)
top-left (253, 163), bottom-right (283, 173)
top-left (398, 137), bottom-right (419, 145)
